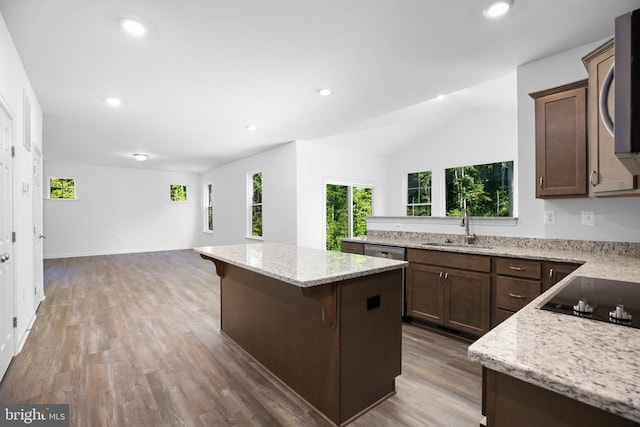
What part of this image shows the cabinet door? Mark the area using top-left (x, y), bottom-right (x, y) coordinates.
top-left (444, 269), bottom-right (490, 336)
top-left (341, 241), bottom-right (364, 255)
top-left (541, 262), bottom-right (580, 293)
top-left (584, 40), bottom-right (636, 194)
top-left (406, 263), bottom-right (444, 324)
top-left (532, 81), bottom-right (587, 198)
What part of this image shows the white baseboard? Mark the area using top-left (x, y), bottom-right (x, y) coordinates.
top-left (15, 312), bottom-right (37, 354)
top-left (44, 245), bottom-right (194, 260)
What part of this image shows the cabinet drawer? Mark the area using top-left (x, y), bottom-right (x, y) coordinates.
top-left (407, 249), bottom-right (490, 273)
top-left (341, 241), bottom-right (364, 255)
top-left (495, 277), bottom-right (541, 311)
top-left (495, 258), bottom-right (541, 279)
top-left (493, 308), bottom-right (514, 327)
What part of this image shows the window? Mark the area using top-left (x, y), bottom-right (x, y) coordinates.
top-left (325, 184), bottom-right (372, 251)
top-left (170, 184), bottom-right (187, 202)
top-left (49, 178), bottom-right (76, 199)
top-left (249, 172), bottom-right (262, 237)
top-left (407, 171), bottom-right (432, 216)
top-left (445, 161), bottom-right (513, 217)
top-left (205, 183), bottom-right (213, 232)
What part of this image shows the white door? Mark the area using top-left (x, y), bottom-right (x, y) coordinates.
top-left (0, 97), bottom-right (14, 380)
top-left (33, 147), bottom-right (43, 309)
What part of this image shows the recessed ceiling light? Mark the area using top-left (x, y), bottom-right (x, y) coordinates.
top-left (133, 153), bottom-right (148, 161)
top-left (436, 94), bottom-right (445, 101)
top-left (246, 124), bottom-right (257, 131)
top-left (317, 88), bottom-right (333, 96)
top-left (105, 97), bottom-right (122, 107)
top-left (121, 19), bottom-right (148, 37)
top-left (483, 0), bottom-right (513, 18)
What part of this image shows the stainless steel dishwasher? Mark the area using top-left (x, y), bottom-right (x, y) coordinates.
top-left (364, 244), bottom-right (408, 318)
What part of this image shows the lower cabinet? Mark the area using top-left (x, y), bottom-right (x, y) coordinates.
top-left (407, 249), bottom-right (491, 336)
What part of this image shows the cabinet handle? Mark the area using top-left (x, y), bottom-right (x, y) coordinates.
top-left (539, 176), bottom-right (543, 190)
top-left (509, 266), bottom-right (526, 272)
top-left (508, 292), bottom-right (527, 299)
top-left (444, 272), bottom-right (449, 282)
top-left (439, 271), bottom-right (444, 284)
top-left (589, 171), bottom-right (598, 187)
top-left (549, 268), bottom-right (554, 279)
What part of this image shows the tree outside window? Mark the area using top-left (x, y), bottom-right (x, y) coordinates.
top-left (251, 172), bottom-right (262, 237)
top-left (326, 184), bottom-right (372, 251)
top-left (445, 161), bottom-right (513, 217)
top-left (49, 178), bottom-right (76, 199)
top-left (170, 185), bottom-right (187, 202)
top-left (407, 171), bottom-right (431, 216)
top-left (205, 183), bottom-right (213, 232)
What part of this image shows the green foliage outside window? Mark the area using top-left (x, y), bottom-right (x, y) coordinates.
top-left (49, 178), bottom-right (75, 199)
top-left (445, 161), bottom-right (513, 217)
top-left (206, 184), bottom-right (213, 232)
top-left (170, 185), bottom-right (187, 202)
top-left (326, 184), bottom-right (372, 251)
top-left (407, 171), bottom-right (432, 216)
top-left (251, 172), bottom-right (262, 237)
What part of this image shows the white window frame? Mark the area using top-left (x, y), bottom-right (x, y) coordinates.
top-left (323, 178), bottom-right (374, 250)
top-left (406, 170), bottom-right (432, 216)
top-left (204, 183), bottom-right (213, 233)
top-left (247, 171), bottom-right (263, 240)
top-left (47, 176), bottom-right (78, 200)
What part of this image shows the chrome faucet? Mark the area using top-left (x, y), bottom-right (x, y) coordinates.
top-left (460, 199), bottom-right (477, 244)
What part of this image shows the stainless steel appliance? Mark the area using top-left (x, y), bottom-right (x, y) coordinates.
top-left (540, 276), bottom-right (640, 329)
top-left (364, 244), bottom-right (407, 318)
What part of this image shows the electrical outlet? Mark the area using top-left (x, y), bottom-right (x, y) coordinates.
top-left (582, 211), bottom-right (595, 226)
top-left (544, 210), bottom-right (555, 224)
top-left (393, 223), bottom-right (402, 230)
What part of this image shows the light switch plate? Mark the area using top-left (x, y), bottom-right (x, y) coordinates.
top-left (582, 211), bottom-right (595, 226)
top-left (544, 210), bottom-right (555, 224)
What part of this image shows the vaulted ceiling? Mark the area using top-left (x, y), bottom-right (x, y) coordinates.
top-left (1, 0), bottom-right (639, 172)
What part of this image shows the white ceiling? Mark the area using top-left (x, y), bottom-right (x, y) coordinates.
top-left (1, 0), bottom-right (639, 173)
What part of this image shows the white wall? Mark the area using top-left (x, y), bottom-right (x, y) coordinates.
top-left (0, 13), bottom-right (43, 351)
top-left (296, 140), bottom-right (389, 249)
top-left (198, 142), bottom-right (297, 247)
top-left (43, 161), bottom-right (200, 258)
top-left (384, 107), bottom-right (518, 217)
top-left (517, 40), bottom-right (640, 242)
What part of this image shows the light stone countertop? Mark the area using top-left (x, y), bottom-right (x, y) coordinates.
top-left (343, 234), bottom-right (640, 423)
top-left (194, 242), bottom-right (407, 288)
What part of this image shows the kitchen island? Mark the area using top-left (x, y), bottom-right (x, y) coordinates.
top-left (194, 243), bottom-right (407, 426)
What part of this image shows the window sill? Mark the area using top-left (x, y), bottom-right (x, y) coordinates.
top-left (367, 216), bottom-right (518, 227)
top-left (45, 197), bottom-right (79, 201)
top-left (246, 235), bottom-right (264, 241)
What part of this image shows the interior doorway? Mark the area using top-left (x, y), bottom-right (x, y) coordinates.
top-left (33, 146), bottom-right (43, 309)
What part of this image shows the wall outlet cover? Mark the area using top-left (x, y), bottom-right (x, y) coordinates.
top-left (582, 211), bottom-right (595, 226)
top-left (544, 210), bottom-right (555, 224)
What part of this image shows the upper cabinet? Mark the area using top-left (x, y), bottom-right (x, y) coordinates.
top-left (582, 40), bottom-right (638, 196)
top-left (530, 80), bottom-right (588, 198)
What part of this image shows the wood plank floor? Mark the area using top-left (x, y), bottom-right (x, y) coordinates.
top-left (0, 250), bottom-right (482, 426)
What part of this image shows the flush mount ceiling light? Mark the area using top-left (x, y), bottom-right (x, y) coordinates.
top-left (436, 94), bottom-right (445, 101)
top-left (317, 88), bottom-right (333, 96)
top-left (105, 97), bottom-right (122, 107)
top-left (483, 0), bottom-right (513, 18)
top-left (121, 18), bottom-right (148, 37)
top-left (246, 124), bottom-right (257, 131)
top-left (133, 153), bottom-right (148, 161)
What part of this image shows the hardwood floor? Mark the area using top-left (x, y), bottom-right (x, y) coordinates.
top-left (0, 250), bottom-right (482, 426)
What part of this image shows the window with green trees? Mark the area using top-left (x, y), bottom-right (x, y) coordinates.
top-left (170, 185), bottom-right (187, 202)
top-left (205, 183), bottom-right (213, 232)
top-left (445, 161), bottom-right (513, 217)
top-left (326, 184), bottom-right (372, 251)
top-left (250, 172), bottom-right (262, 237)
top-left (49, 178), bottom-right (76, 199)
top-left (407, 171), bottom-right (432, 216)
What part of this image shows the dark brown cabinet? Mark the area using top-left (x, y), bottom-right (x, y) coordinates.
top-left (530, 80), bottom-right (588, 198)
top-left (582, 39), bottom-right (638, 196)
top-left (407, 249), bottom-right (490, 336)
top-left (492, 258), bottom-right (580, 327)
top-left (340, 241), bottom-right (364, 255)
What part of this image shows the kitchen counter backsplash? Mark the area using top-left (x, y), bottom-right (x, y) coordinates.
top-left (365, 230), bottom-right (640, 257)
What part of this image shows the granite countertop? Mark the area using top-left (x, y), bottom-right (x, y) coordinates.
top-left (344, 234), bottom-right (640, 423)
top-left (194, 242), bottom-right (407, 288)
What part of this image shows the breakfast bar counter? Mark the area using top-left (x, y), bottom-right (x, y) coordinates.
top-left (194, 243), bottom-right (407, 426)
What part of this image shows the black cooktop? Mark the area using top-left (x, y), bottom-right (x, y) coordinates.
top-left (540, 276), bottom-right (640, 330)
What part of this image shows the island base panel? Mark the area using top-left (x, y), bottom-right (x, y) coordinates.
top-left (219, 264), bottom-right (402, 425)
top-left (485, 369), bottom-right (638, 427)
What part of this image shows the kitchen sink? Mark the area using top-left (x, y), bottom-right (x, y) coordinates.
top-left (421, 241), bottom-right (494, 250)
